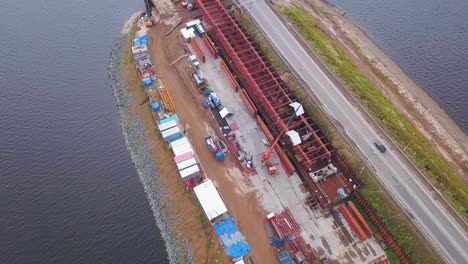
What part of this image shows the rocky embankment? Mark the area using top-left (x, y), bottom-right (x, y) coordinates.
top-left (107, 14), bottom-right (193, 264)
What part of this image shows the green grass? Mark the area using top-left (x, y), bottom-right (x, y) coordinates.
top-left (385, 249), bottom-right (400, 264)
top-left (282, 6), bottom-right (467, 217)
top-left (124, 25), bottom-right (136, 65)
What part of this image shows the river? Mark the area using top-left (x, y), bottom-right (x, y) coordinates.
top-left (327, 0), bottom-right (468, 131)
top-left (0, 0), bottom-right (169, 263)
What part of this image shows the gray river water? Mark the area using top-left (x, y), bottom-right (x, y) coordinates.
top-left (0, 0), bottom-right (171, 263)
top-left (327, 0), bottom-right (468, 131)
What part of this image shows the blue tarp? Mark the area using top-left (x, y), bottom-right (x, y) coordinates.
top-left (140, 35), bottom-right (149, 45)
top-left (271, 237), bottom-right (286, 247)
top-left (213, 217), bottom-right (251, 259)
top-left (133, 38), bottom-right (141, 46)
top-left (143, 78), bottom-right (153, 87)
top-left (151, 102), bottom-right (160, 112)
top-left (215, 151), bottom-right (225, 161)
top-left (277, 250), bottom-right (294, 264)
top-left (160, 115), bottom-right (179, 124)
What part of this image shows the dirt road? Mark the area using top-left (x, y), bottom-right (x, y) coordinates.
top-left (146, 20), bottom-right (278, 263)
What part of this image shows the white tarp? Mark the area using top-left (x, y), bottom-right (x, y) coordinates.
top-left (289, 102), bottom-right (304, 116)
top-left (180, 27), bottom-right (195, 40)
top-left (286, 130), bottom-right (302, 146)
top-left (219, 107), bottom-right (230, 118)
top-left (193, 180), bottom-right (228, 221)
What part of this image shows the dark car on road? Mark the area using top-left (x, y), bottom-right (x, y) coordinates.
top-left (374, 141), bottom-right (387, 153)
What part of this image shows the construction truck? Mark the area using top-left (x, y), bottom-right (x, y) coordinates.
top-left (205, 136), bottom-right (225, 161)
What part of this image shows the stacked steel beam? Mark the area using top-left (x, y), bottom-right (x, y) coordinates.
top-left (196, 0), bottom-right (332, 170)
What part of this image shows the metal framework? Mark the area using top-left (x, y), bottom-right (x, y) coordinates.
top-left (196, 0), bottom-right (332, 169)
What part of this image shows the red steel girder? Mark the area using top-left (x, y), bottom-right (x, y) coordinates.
top-left (196, 0), bottom-right (331, 168)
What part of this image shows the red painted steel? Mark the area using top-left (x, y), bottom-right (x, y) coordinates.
top-left (339, 204), bottom-right (367, 241)
top-left (267, 217), bottom-right (285, 239)
top-left (347, 201), bottom-right (372, 239)
top-left (226, 138), bottom-right (240, 157)
top-left (203, 34), bottom-right (218, 58)
top-left (220, 60), bottom-right (239, 92)
top-left (239, 89), bottom-right (257, 117)
top-left (195, 0), bottom-right (331, 170)
top-left (190, 38), bottom-right (205, 63)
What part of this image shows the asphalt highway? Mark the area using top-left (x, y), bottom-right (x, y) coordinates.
top-left (240, 1), bottom-right (468, 263)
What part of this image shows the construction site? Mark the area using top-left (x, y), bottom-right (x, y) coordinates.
top-left (126, 0), bottom-right (411, 263)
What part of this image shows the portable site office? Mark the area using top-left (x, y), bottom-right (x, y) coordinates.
top-left (193, 180), bottom-right (228, 222)
top-left (172, 142), bottom-right (193, 156)
top-left (158, 120), bottom-right (178, 132)
top-left (176, 157), bottom-right (197, 171)
top-left (169, 136), bottom-right (189, 148)
top-left (132, 45), bottom-right (148, 55)
top-left (161, 126), bottom-right (182, 142)
top-left (174, 151), bottom-right (194, 163)
top-left (179, 164), bottom-right (200, 181)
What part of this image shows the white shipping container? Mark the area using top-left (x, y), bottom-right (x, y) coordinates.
top-left (132, 45), bottom-right (148, 54)
top-left (158, 120), bottom-right (178, 132)
top-left (176, 157), bottom-right (197, 171)
top-left (169, 136), bottom-right (189, 149)
top-left (179, 164), bottom-right (200, 180)
top-left (193, 180), bottom-right (228, 221)
top-left (161, 126), bottom-right (181, 140)
top-left (172, 142), bottom-right (193, 156)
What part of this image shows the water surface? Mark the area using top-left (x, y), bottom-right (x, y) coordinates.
top-left (0, 0), bottom-right (168, 263)
top-left (328, 0), bottom-right (468, 130)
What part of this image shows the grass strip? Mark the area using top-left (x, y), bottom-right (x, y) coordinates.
top-left (281, 6), bottom-right (467, 216)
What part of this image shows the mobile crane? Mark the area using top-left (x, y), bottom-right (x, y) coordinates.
top-left (261, 102), bottom-right (304, 175)
top-left (143, 0), bottom-right (155, 27)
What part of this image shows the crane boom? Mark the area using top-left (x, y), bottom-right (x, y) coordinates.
top-left (144, 0), bottom-right (153, 18)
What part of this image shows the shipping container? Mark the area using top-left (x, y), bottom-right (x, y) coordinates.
top-left (176, 157), bottom-right (197, 171)
top-left (179, 164), bottom-right (200, 180)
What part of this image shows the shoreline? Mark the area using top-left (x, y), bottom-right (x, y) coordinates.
top-left (107, 13), bottom-right (192, 263)
top-left (313, 0), bottom-right (468, 176)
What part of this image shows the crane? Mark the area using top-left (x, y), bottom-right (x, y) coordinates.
top-left (143, 0), bottom-right (154, 27)
top-left (261, 102), bottom-right (304, 175)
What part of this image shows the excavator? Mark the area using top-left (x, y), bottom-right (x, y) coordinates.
top-left (143, 0), bottom-right (155, 27)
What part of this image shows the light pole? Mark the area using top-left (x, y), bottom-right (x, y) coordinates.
top-left (403, 132), bottom-right (416, 152)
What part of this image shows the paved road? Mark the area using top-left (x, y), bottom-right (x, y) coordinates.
top-left (240, 1), bottom-right (468, 263)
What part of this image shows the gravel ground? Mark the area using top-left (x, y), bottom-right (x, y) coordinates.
top-left (107, 23), bottom-right (193, 264)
